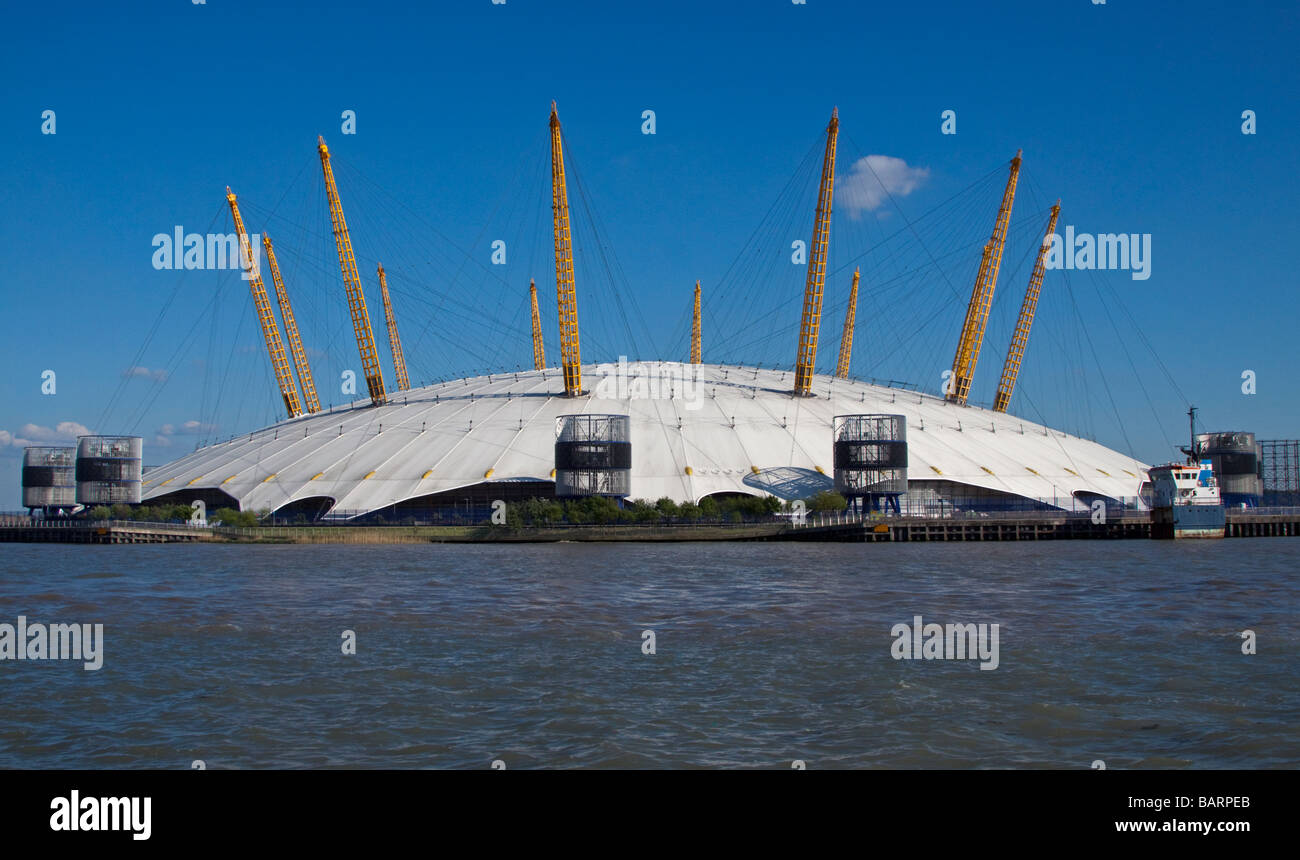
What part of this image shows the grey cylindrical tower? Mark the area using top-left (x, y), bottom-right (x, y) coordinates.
top-left (75, 436), bottom-right (143, 505)
top-left (22, 446), bottom-right (77, 510)
top-left (554, 414), bottom-right (631, 498)
top-left (834, 414), bottom-right (908, 513)
top-left (1197, 431), bottom-right (1261, 507)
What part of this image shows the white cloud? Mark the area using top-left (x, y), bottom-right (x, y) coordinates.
top-left (123, 366), bottom-right (168, 382)
top-left (0, 421), bottom-right (93, 453)
top-left (24, 421), bottom-right (92, 441)
top-left (158, 420), bottom-right (216, 436)
top-left (840, 155), bottom-right (930, 217)
top-left (152, 419), bottom-right (218, 449)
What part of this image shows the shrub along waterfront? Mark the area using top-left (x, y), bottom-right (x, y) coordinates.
top-left (78, 492), bottom-right (850, 528)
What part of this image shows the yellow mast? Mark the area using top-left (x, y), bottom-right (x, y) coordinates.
top-left (225, 188), bottom-right (303, 419)
top-left (993, 200), bottom-right (1060, 413)
top-left (549, 102), bottom-right (582, 396)
top-left (376, 264), bottom-right (410, 391)
top-left (318, 135), bottom-right (387, 406)
top-left (529, 278), bottom-right (546, 370)
top-left (947, 149), bottom-right (1022, 406)
top-left (834, 267), bottom-right (860, 379)
top-left (794, 108), bottom-right (840, 396)
top-left (262, 235), bottom-right (320, 414)
top-left (690, 280), bottom-right (702, 365)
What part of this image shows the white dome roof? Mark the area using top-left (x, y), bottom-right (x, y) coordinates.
top-left (141, 363), bottom-right (1149, 514)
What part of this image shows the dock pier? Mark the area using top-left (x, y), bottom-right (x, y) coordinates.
top-left (0, 516), bottom-right (213, 544)
top-left (2, 509), bottom-right (1298, 544)
top-left (775, 508), bottom-right (1300, 542)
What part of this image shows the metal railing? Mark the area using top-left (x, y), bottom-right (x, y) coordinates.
top-left (0, 515), bottom-right (210, 531)
top-left (9, 505), bottom-right (1299, 534)
top-left (788, 508), bottom-right (1151, 529)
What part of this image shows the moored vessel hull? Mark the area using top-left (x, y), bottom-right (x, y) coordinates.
top-left (1152, 503), bottom-right (1226, 539)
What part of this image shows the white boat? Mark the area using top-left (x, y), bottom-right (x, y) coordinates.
top-left (1149, 459), bottom-right (1226, 539)
top-left (1149, 407), bottom-right (1227, 539)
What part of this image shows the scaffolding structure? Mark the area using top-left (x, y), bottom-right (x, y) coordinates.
top-left (1261, 439), bottom-right (1300, 504)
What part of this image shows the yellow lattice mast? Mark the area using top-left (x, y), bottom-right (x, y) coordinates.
top-left (947, 149), bottom-right (1022, 406)
top-left (262, 235), bottom-right (320, 414)
top-left (225, 188), bottom-right (303, 419)
top-left (529, 278), bottom-right (546, 370)
top-left (993, 200), bottom-right (1060, 414)
top-left (549, 102), bottom-right (582, 396)
top-left (691, 280), bottom-right (702, 365)
top-left (835, 267), bottom-right (860, 379)
top-left (376, 264), bottom-right (410, 391)
top-left (794, 107), bottom-right (840, 396)
top-left (318, 135), bottom-right (387, 406)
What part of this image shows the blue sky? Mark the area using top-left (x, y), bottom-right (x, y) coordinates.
top-left (1, 0), bottom-right (1297, 503)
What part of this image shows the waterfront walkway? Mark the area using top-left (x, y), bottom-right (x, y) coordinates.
top-left (3, 508), bottom-right (1298, 544)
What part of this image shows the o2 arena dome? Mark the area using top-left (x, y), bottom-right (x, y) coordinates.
top-left (142, 362), bottom-right (1147, 520)
top-left (138, 105), bottom-right (1149, 520)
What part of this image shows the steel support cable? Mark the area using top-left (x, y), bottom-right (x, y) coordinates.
top-left (1011, 173), bottom-right (1088, 432)
top-left (712, 202), bottom-right (974, 374)
top-left (847, 181), bottom-right (998, 385)
top-left (973, 213), bottom-right (1050, 402)
top-left (709, 162), bottom-right (998, 371)
top-left (1055, 269), bottom-right (1138, 456)
top-left (127, 262), bottom-right (248, 435)
top-left (562, 132), bottom-right (655, 362)
top-left (478, 147), bottom-right (548, 372)
top-left (97, 202), bottom-right (227, 432)
top-left (705, 152), bottom-right (820, 362)
top-left (1082, 266), bottom-right (1176, 456)
top-left (826, 161), bottom-right (1005, 283)
top-left (331, 158), bottom-right (499, 367)
top-left (842, 133), bottom-right (1007, 306)
top-left (337, 156), bottom-right (512, 288)
top-left (327, 180), bottom-right (466, 379)
top-left (703, 135), bottom-right (823, 344)
top-left (247, 189), bottom-right (481, 345)
top-left (663, 285), bottom-right (697, 363)
top-left (333, 155), bottom-right (524, 379)
top-left (318, 172), bottom-right (527, 377)
top-left (200, 271), bottom-right (257, 437)
top-left (253, 227), bottom-right (406, 382)
top-left (705, 141), bottom-right (823, 358)
top-left (240, 192), bottom-right (362, 386)
top-left (843, 147), bottom-right (1019, 399)
top-left (1096, 274), bottom-right (1190, 406)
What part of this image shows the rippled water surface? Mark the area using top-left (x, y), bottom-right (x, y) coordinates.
top-left (1, 541), bottom-right (1296, 768)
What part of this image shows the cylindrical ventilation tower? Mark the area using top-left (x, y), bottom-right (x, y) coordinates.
top-left (554, 414), bottom-right (631, 498)
top-left (834, 414), bottom-right (908, 514)
top-left (22, 446), bottom-right (77, 511)
top-left (75, 436), bottom-right (143, 505)
top-left (1197, 430), bottom-right (1261, 508)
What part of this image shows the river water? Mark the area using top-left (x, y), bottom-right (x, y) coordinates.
top-left (0, 540), bottom-right (1296, 768)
